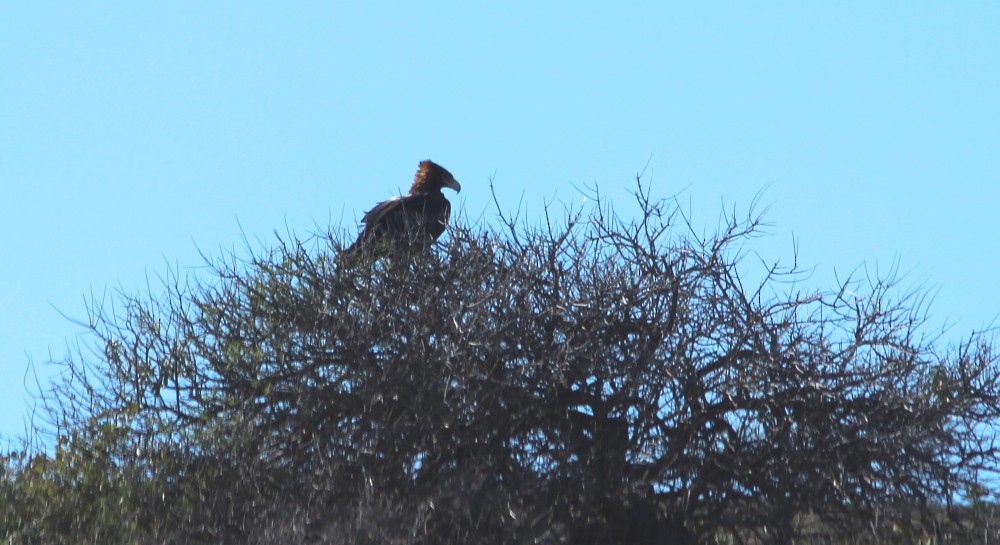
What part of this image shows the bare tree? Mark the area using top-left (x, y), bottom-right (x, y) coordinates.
top-left (5, 181), bottom-right (999, 544)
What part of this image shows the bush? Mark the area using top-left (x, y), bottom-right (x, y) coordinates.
top-left (4, 182), bottom-right (999, 544)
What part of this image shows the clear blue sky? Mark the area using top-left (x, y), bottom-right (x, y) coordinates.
top-left (2, 3), bottom-right (998, 442)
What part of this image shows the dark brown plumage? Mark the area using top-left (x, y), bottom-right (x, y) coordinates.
top-left (345, 160), bottom-right (461, 256)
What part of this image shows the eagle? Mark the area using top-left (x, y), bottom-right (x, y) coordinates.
top-left (345, 160), bottom-right (461, 256)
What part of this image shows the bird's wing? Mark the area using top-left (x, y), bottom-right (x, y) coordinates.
top-left (361, 195), bottom-right (406, 226)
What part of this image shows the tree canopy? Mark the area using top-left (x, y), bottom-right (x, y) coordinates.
top-left (3, 182), bottom-right (999, 545)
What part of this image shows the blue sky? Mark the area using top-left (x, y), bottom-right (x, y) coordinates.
top-left (2, 3), bottom-right (998, 442)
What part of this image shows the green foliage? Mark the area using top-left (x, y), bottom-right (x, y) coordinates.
top-left (2, 422), bottom-right (146, 544)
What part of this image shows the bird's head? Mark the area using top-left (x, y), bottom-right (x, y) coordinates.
top-left (412, 160), bottom-right (461, 194)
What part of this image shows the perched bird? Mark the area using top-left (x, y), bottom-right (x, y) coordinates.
top-left (345, 160), bottom-right (461, 256)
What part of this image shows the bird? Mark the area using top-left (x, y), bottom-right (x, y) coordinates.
top-left (344, 160), bottom-right (461, 257)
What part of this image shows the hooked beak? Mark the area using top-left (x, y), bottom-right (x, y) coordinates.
top-left (445, 177), bottom-right (462, 193)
